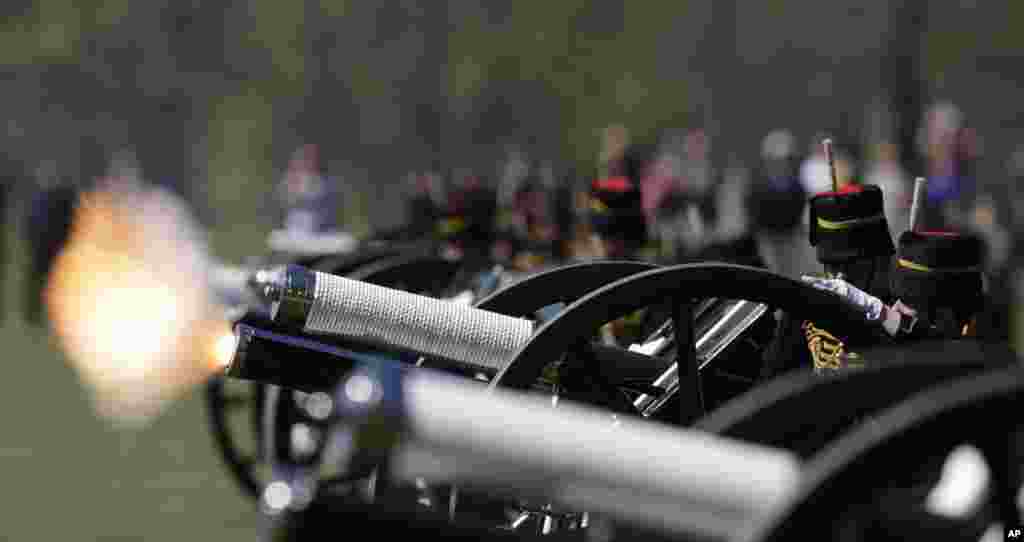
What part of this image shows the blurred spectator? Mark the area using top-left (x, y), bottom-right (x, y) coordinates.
top-left (1008, 145), bottom-right (1024, 266)
top-left (277, 144), bottom-right (341, 234)
top-left (529, 162), bottom-right (559, 244)
top-left (505, 170), bottom-right (553, 252)
top-left (496, 145), bottom-right (531, 231)
top-left (641, 129), bottom-right (720, 261)
top-left (1006, 147), bottom-right (1024, 351)
top-left (444, 171), bottom-right (498, 265)
top-left (267, 144), bottom-right (358, 257)
top-left (507, 166), bottom-right (559, 271)
top-left (748, 130), bottom-right (810, 277)
top-left (685, 159), bottom-right (767, 269)
top-left (23, 162), bottom-right (79, 326)
top-left (864, 141), bottom-right (912, 238)
top-left (552, 168), bottom-right (579, 261)
top-left (640, 132), bottom-right (682, 223)
top-left (0, 153), bottom-right (14, 322)
top-left (710, 160), bottom-right (750, 244)
top-left (642, 131), bottom-right (687, 259)
top-left (598, 124), bottom-right (631, 179)
top-left (918, 102), bottom-right (979, 229)
top-left (404, 171), bottom-right (445, 239)
top-left (968, 192), bottom-right (1011, 271)
top-left (967, 190), bottom-right (1013, 342)
top-left (681, 129), bottom-right (716, 223)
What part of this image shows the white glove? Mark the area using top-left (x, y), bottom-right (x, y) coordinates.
top-left (800, 275), bottom-right (885, 322)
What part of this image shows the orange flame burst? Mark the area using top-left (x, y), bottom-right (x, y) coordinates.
top-left (45, 183), bottom-right (233, 427)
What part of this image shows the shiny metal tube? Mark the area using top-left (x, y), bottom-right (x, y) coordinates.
top-left (380, 368), bottom-right (801, 540)
top-left (223, 324), bottom-right (398, 391)
top-left (627, 298), bottom-right (719, 357)
top-left (633, 299), bottom-right (769, 416)
top-left (268, 265), bottom-right (535, 372)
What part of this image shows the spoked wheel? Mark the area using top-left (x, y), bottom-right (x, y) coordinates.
top-left (205, 376), bottom-right (268, 497)
top-left (206, 254), bottom-right (465, 500)
top-left (490, 263), bottom-right (870, 424)
top-left (441, 263), bottom-right (794, 532)
top-left (746, 364), bottom-right (1024, 542)
top-left (482, 265), bottom-right (1015, 538)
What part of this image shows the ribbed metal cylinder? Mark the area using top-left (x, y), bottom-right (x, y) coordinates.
top-left (299, 269), bottom-right (534, 372)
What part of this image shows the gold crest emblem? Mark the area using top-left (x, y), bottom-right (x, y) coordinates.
top-left (803, 321), bottom-right (863, 372)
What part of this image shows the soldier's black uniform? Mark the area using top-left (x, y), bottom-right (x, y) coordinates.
top-left (883, 230), bottom-right (987, 342)
top-left (760, 185), bottom-right (896, 379)
top-left (832, 230), bottom-right (996, 542)
top-left (589, 143), bottom-right (652, 259)
top-left (406, 183), bottom-right (443, 240)
top-left (441, 176), bottom-right (498, 271)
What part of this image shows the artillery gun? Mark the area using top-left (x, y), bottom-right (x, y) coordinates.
top-left (41, 174), bottom-right (1021, 542)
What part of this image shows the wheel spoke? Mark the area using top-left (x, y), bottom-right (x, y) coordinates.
top-left (569, 341), bottom-right (641, 415)
top-left (672, 296), bottom-right (704, 425)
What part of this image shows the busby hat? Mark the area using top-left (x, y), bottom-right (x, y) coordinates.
top-left (809, 185), bottom-right (895, 264)
top-left (892, 230), bottom-right (986, 326)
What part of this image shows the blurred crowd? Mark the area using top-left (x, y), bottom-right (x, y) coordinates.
top-left (370, 101), bottom-right (1016, 283)
top-left (7, 100), bottom-right (1022, 347)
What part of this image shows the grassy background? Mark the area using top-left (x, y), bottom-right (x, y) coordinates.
top-left (0, 223), bottom-right (260, 541)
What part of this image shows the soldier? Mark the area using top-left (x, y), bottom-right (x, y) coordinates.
top-left (760, 184), bottom-right (897, 378)
top-left (440, 171), bottom-right (498, 268)
top-left (404, 171), bottom-right (444, 240)
top-left (882, 230), bottom-right (985, 341)
top-left (588, 170), bottom-right (648, 260)
top-left (799, 228), bottom-right (993, 542)
top-left (588, 129), bottom-right (654, 260)
top-left (504, 166), bottom-right (558, 270)
top-left (801, 229), bottom-right (987, 366)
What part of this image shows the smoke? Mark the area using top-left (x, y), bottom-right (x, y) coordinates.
top-left (44, 176), bottom-right (231, 427)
